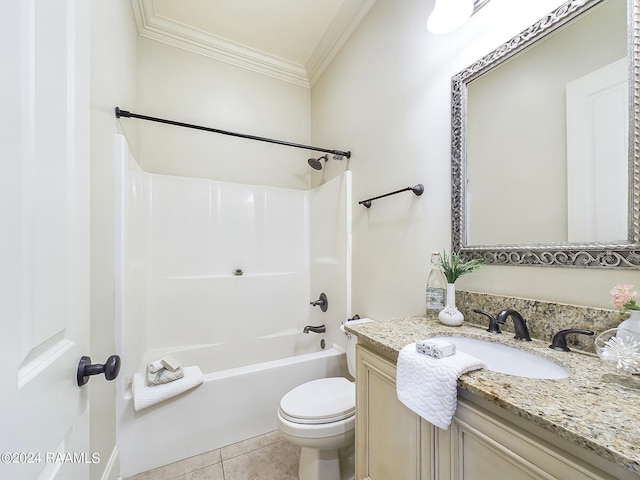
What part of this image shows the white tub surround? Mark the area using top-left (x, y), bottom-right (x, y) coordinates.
top-left (114, 135), bottom-right (352, 477)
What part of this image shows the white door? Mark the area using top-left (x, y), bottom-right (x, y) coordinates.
top-left (1, 1), bottom-right (92, 479)
top-left (566, 57), bottom-right (629, 242)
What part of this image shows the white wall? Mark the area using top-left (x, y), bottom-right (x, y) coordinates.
top-left (90, 1), bottom-right (139, 479)
top-left (135, 38), bottom-right (313, 189)
top-left (311, 0), bottom-right (639, 318)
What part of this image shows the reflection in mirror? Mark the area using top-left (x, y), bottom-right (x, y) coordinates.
top-left (467, 0), bottom-right (627, 245)
top-left (451, 0), bottom-right (640, 268)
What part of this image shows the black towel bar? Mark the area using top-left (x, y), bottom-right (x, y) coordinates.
top-left (359, 184), bottom-right (424, 208)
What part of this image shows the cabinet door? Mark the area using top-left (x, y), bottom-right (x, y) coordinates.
top-left (356, 345), bottom-right (428, 480)
top-left (443, 398), bottom-right (617, 480)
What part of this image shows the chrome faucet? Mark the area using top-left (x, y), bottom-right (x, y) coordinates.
top-left (496, 308), bottom-right (532, 341)
top-left (303, 324), bottom-right (326, 334)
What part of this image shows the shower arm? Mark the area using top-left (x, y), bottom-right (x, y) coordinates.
top-left (115, 107), bottom-right (351, 159)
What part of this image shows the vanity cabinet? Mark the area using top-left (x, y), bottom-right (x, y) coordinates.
top-left (355, 344), bottom-right (434, 479)
top-left (355, 344), bottom-right (632, 480)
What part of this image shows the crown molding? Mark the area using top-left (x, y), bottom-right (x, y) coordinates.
top-left (306, 0), bottom-right (377, 86)
top-left (131, 0), bottom-right (376, 88)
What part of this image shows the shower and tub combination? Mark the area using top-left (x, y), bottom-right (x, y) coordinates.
top-left (113, 132), bottom-right (353, 477)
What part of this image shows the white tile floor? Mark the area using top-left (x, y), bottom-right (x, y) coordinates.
top-left (126, 430), bottom-right (355, 480)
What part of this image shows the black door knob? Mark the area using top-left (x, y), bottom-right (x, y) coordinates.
top-left (77, 355), bottom-right (121, 386)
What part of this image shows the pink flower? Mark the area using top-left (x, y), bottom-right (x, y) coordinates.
top-left (610, 284), bottom-right (639, 311)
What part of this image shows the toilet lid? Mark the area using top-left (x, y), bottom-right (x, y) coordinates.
top-left (279, 377), bottom-right (355, 424)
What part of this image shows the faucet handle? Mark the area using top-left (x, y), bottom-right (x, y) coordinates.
top-left (473, 309), bottom-right (501, 334)
top-left (310, 293), bottom-right (328, 312)
top-left (549, 329), bottom-right (594, 352)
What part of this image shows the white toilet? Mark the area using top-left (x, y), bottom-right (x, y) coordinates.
top-left (277, 326), bottom-right (358, 480)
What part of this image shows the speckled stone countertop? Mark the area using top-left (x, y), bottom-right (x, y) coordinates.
top-left (345, 314), bottom-right (640, 476)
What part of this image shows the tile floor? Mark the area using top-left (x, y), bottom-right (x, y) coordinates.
top-left (125, 430), bottom-right (355, 480)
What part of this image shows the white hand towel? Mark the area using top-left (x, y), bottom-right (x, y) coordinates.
top-left (396, 343), bottom-right (485, 430)
top-left (132, 366), bottom-right (204, 412)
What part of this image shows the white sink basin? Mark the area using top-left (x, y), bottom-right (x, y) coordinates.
top-left (431, 336), bottom-right (570, 379)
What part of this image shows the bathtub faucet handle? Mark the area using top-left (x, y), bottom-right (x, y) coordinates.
top-left (303, 324), bottom-right (326, 334)
top-left (310, 293), bottom-right (328, 312)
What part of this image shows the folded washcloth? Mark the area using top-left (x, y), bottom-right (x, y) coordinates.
top-left (147, 359), bottom-right (164, 373)
top-left (132, 366), bottom-right (204, 411)
top-left (396, 343), bottom-right (485, 430)
top-left (146, 365), bottom-right (185, 386)
top-left (416, 338), bottom-right (456, 358)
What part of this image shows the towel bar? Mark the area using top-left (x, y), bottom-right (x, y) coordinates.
top-left (359, 184), bottom-right (424, 208)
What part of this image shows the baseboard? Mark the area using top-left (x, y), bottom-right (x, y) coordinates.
top-left (100, 446), bottom-right (120, 480)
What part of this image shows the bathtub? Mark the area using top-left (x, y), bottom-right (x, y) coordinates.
top-left (117, 332), bottom-right (346, 478)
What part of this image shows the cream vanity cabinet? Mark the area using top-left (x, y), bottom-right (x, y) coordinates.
top-left (355, 344), bottom-right (435, 479)
top-left (355, 344), bottom-right (632, 480)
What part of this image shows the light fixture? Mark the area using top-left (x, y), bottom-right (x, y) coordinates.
top-left (427, 0), bottom-right (491, 35)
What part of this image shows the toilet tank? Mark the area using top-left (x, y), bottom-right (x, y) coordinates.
top-left (342, 318), bottom-right (373, 378)
top-left (346, 334), bottom-right (357, 378)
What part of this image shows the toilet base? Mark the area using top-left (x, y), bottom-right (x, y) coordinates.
top-left (299, 446), bottom-right (340, 480)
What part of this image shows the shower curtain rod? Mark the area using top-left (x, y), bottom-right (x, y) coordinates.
top-left (115, 107), bottom-right (351, 159)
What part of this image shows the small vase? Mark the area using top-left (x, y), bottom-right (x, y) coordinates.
top-left (619, 310), bottom-right (640, 334)
top-left (438, 283), bottom-right (464, 326)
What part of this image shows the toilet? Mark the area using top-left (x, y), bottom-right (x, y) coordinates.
top-left (277, 325), bottom-right (358, 480)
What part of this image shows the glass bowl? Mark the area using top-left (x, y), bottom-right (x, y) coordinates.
top-left (595, 328), bottom-right (640, 374)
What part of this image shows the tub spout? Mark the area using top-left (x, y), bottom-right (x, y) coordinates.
top-left (303, 324), bottom-right (326, 334)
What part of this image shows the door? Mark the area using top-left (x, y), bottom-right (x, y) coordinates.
top-left (1, 1), bottom-right (91, 479)
top-left (566, 57), bottom-right (629, 242)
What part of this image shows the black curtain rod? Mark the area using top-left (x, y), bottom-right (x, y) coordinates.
top-left (115, 107), bottom-right (351, 159)
top-left (359, 184), bottom-right (424, 208)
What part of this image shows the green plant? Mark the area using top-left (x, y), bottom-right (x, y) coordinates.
top-left (440, 250), bottom-right (483, 283)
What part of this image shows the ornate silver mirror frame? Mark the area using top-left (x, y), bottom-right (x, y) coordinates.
top-left (451, 0), bottom-right (640, 269)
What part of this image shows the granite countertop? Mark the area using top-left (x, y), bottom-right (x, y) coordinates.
top-left (345, 314), bottom-right (640, 475)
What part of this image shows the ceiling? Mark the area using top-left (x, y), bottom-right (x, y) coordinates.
top-left (131, 0), bottom-right (377, 87)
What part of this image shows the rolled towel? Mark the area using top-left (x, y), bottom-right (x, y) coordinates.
top-left (416, 338), bottom-right (456, 359)
top-left (146, 366), bottom-right (185, 386)
top-left (147, 359), bottom-right (164, 374)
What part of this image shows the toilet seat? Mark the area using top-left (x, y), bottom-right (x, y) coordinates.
top-left (279, 377), bottom-right (355, 425)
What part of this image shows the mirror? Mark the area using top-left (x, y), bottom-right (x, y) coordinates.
top-left (451, 0), bottom-right (640, 268)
